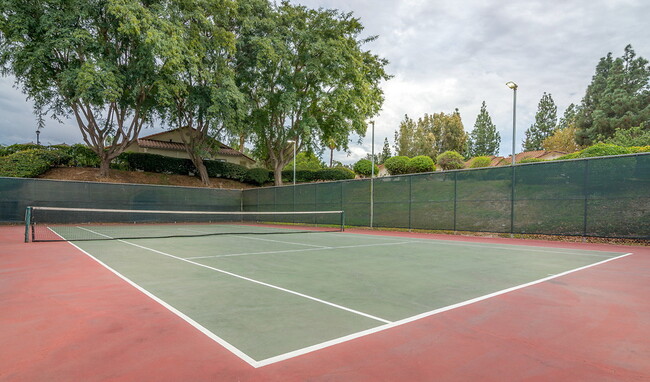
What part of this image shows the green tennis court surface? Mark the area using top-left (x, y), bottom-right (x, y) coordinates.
top-left (54, 224), bottom-right (626, 365)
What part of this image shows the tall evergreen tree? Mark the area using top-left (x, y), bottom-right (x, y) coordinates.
top-left (575, 45), bottom-right (650, 145)
top-left (558, 103), bottom-right (578, 131)
top-left (523, 93), bottom-right (558, 151)
top-left (468, 101), bottom-right (500, 156)
top-left (379, 137), bottom-right (391, 164)
top-left (394, 114), bottom-right (417, 157)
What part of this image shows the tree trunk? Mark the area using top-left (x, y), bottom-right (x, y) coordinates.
top-left (330, 147), bottom-right (334, 167)
top-left (273, 162), bottom-right (284, 186)
top-left (98, 155), bottom-right (111, 177)
top-left (191, 154), bottom-right (210, 186)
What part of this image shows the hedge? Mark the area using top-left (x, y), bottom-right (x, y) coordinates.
top-left (436, 151), bottom-right (465, 170)
top-left (469, 156), bottom-right (491, 168)
top-left (353, 159), bottom-right (378, 177)
top-left (0, 149), bottom-right (68, 177)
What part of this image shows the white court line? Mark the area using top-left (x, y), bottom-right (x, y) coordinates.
top-left (76, 226), bottom-right (392, 328)
top-left (177, 228), bottom-right (328, 248)
top-left (254, 251), bottom-right (633, 367)
top-left (60, 226), bottom-right (632, 368)
top-left (185, 241), bottom-right (413, 260)
top-left (47, 227), bottom-right (258, 367)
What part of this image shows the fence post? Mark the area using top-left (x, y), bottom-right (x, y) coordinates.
top-left (582, 159), bottom-right (590, 240)
top-left (510, 165), bottom-right (516, 236)
top-left (453, 172), bottom-right (458, 233)
top-left (408, 175), bottom-right (412, 231)
top-left (24, 206), bottom-right (32, 243)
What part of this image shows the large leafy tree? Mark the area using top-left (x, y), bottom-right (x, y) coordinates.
top-left (156, 0), bottom-right (241, 185)
top-left (394, 110), bottom-right (467, 159)
top-left (236, 1), bottom-right (390, 185)
top-left (0, 0), bottom-right (176, 176)
top-left (431, 109), bottom-right (467, 156)
top-left (575, 45), bottom-right (650, 145)
top-left (523, 92), bottom-right (558, 151)
top-left (467, 101), bottom-right (500, 156)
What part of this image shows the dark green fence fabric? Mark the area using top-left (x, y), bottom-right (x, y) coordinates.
top-left (242, 154), bottom-right (650, 239)
top-left (0, 177), bottom-right (241, 223)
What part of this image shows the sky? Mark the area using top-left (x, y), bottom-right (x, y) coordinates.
top-left (0, 0), bottom-right (648, 165)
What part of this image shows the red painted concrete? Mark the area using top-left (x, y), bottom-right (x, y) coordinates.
top-left (1, 225), bottom-right (648, 381)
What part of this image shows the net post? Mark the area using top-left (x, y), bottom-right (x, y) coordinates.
top-left (24, 206), bottom-right (32, 243)
top-left (341, 210), bottom-right (345, 232)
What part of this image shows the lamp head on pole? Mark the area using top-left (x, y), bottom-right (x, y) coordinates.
top-left (506, 81), bottom-right (518, 90)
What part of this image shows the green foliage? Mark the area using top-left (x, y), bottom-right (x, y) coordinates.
top-left (120, 153), bottom-right (193, 175)
top-left (284, 152), bottom-right (326, 171)
top-left (315, 167), bottom-right (355, 181)
top-left (65, 144), bottom-right (101, 167)
top-left (523, 92), bottom-right (558, 151)
top-left (630, 145), bottom-right (650, 153)
top-left (379, 138), bottom-right (392, 164)
top-left (384, 156), bottom-right (411, 175)
top-left (395, 110), bottom-right (467, 159)
top-left (469, 156), bottom-right (492, 168)
top-left (204, 161), bottom-right (248, 182)
top-left (353, 159), bottom-right (378, 177)
top-left (436, 151), bottom-right (465, 171)
top-left (236, 2), bottom-right (390, 185)
top-left (0, 144), bottom-right (42, 156)
top-left (407, 155), bottom-right (435, 173)
top-left (244, 168), bottom-right (272, 186)
top-left (575, 45), bottom-right (650, 145)
top-left (468, 101), bottom-right (500, 156)
top-left (518, 158), bottom-right (547, 164)
top-left (556, 143), bottom-right (635, 160)
top-left (605, 125), bottom-right (650, 147)
top-left (0, 149), bottom-right (63, 177)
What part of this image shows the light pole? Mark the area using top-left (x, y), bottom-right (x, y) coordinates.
top-left (287, 140), bottom-right (296, 185)
top-left (370, 120), bottom-right (375, 228)
top-left (35, 129), bottom-right (41, 145)
top-left (505, 81), bottom-right (518, 165)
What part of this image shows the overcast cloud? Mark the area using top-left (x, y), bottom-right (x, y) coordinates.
top-left (1, 0), bottom-right (648, 164)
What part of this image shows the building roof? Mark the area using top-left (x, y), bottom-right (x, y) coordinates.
top-left (137, 129), bottom-right (255, 163)
top-left (466, 150), bottom-right (569, 167)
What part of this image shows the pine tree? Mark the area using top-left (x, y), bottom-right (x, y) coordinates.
top-left (468, 101), bottom-right (500, 156)
top-left (379, 137), bottom-right (391, 164)
top-left (523, 93), bottom-right (558, 151)
top-left (394, 115), bottom-right (417, 157)
top-left (575, 45), bottom-right (650, 145)
top-left (558, 103), bottom-right (578, 131)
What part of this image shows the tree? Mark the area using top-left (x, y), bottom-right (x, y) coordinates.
top-left (235, 2), bottom-right (390, 185)
top-left (379, 137), bottom-right (391, 164)
top-left (436, 151), bottom-right (465, 170)
top-left (542, 126), bottom-right (582, 152)
top-left (575, 45), bottom-right (650, 145)
top-left (394, 115), bottom-right (417, 157)
top-left (467, 101), bottom-right (500, 156)
top-left (523, 93), bottom-right (558, 151)
top-left (0, 0), bottom-right (175, 176)
top-left (605, 125), bottom-right (650, 147)
top-left (284, 152), bottom-right (325, 171)
top-left (431, 109), bottom-right (467, 156)
top-left (156, 0), bottom-right (241, 185)
top-left (558, 103), bottom-right (578, 131)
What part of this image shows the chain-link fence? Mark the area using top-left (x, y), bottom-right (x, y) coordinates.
top-left (242, 153), bottom-right (650, 239)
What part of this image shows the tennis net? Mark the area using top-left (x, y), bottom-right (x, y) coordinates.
top-left (25, 206), bottom-right (345, 242)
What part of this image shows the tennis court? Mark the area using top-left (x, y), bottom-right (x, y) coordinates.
top-left (29, 211), bottom-right (629, 366)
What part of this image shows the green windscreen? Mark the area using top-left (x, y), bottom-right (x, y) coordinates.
top-left (241, 153), bottom-right (649, 239)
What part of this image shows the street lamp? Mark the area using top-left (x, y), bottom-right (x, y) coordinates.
top-left (287, 140), bottom-right (296, 185)
top-left (505, 81), bottom-right (518, 166)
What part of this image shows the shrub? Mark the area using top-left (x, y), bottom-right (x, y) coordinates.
top-left (605, 126), bottom-right (650, 147)
top-left (556, 143), bottom-right (633, 160)
top-left (352, 159), bottom-right (378, 177)
top-left (315, 167), bottom-right (355, 181)
top-left (66, 144), bottom-right (101, 167)
top-left (436, 151), bottom-right (465, 170)
top-left (384, 156), bottom-right (410, 175)
top-left (518, 158), bottom-right (547, 164)
top-left (408, 155), bottom-right (435, 173)
top-left (0, 149), bottom-right (58, 177)
top-left (2, 143), bottom-right (42, 155)
top-left (120, 152), bottom-right (193, 174)
top-left (244, 168), bottom-right (272, 185)
top-left (469, 156), bottom-right (491, 168)
top-left (629, 145), bottom-right (650, 153)
top-left (204, 160), bottom-right (248, 181)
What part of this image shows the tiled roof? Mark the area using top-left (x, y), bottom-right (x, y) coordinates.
top-left (136, 139), bottom-right (255, 162)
